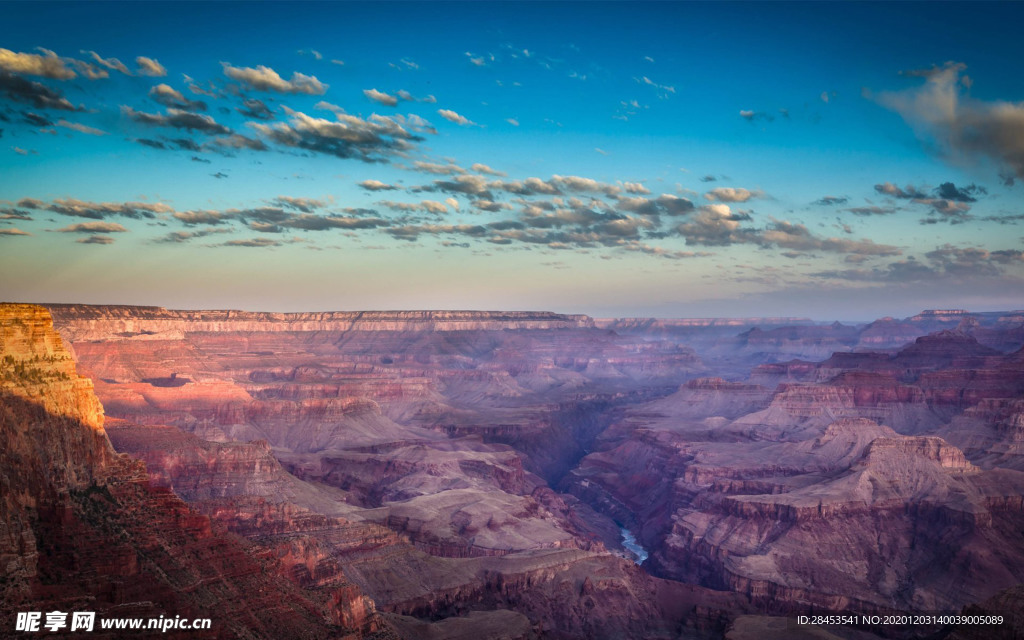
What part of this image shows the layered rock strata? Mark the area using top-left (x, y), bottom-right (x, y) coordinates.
top-left (567, 330), bottom-right (1024, 615)
top-left (0, 304), bottom-right (389, 638)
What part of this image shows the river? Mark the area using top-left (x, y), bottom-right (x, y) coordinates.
top-left (619, 527), bottom-right (648, 565)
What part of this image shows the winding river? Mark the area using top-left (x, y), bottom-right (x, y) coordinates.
top-left (619, 527), bottom-right (648, 565)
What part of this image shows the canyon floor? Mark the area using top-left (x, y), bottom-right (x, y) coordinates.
top-left (3, 304), bottom-right (1024, 639)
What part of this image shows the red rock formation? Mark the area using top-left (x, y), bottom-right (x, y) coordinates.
top-left (0, 304), bottom-right (389, 638)
top-left (1, 303), bottom-right (106, 432)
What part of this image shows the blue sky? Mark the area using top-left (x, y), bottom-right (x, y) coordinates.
top-left (1, 1), bottom-right (1023, 319)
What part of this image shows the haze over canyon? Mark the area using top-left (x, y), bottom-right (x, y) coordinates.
top-left (3, 302), bottom-right (1024, 639)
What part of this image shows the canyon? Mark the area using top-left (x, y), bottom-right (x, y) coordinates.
top-left (2, 303), bottom-right (1023, 638)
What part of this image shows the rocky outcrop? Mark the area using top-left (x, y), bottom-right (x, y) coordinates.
top-left (1, 303), bottom-right (105, 432)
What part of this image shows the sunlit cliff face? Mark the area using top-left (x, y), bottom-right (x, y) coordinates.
top-left (0, 304), bottom-right (105, 432)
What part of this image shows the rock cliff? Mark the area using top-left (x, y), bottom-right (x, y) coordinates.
top-left (0, 304), bottom-right (389, 638)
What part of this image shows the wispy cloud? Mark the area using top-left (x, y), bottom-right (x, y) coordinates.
top-left (873, 180), bottom-right (982, 223)
top-left (224, 237), bottom-right (281, 248)
top-left (364, 88), bottom-right (398, 106)
top-left (149, 84), bottom-right (206, 111)
top-left (82, 50), bottom-right (131, 75)
top-left (56, 119), bottom-right (107, 136)
top-left (390, 58), bottom-right (419, 70)
top-left (154, 228), bottom-right (232, 243)
top-left (635, 75), bottom-right (675, 95)
top-left (874, 61), bottom-right (1024, 181)
top-left (123, 106), bottom-right (232, 135)
top-left (846, 205), bottom-right (897, 217)
top-left (740, 110), bottom-right (773, 123)
top-left (56, 221), bottom-right (129, 233)
top-left (0, 71), bottom-right (82, 110)
top-left (465, 51), bottom-right (494, 67)
top-left (704, 187), bottom-right (762, 203)
top-left (250, 110), bottom-right (426, 162)
top-left (471, 163), bottom-right (505, 177)
top-left (77, 235), bottom-right (115, 244)
top-left (237, 97), bottom-right (274, 120)
top-left (812, 243), bottom-right (1024, 284)
top-left (409, 160), bottom-right (467, 175)
top-left (359, 179), bottom-right (399, 191)
top-left (438, 109), bottom-right (476, 126)
top-left (20, 197), bottom-right (172, 220)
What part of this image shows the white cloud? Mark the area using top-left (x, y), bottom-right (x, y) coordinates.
top-left (0, 47), bottom-right (76, 79)
top-left (465, 51), bottom-right (494, 67)
top-left (250, 110), bottom-right (421, 161)
top-left (56, 221), bottom-right (129, 233)
top-left (83, 50), bottom-right (131, 75)
top-left (364, 88), bottom-right (398, 106)
top-left (636, 75), bottom-right (675, 94)
top-left (56, 119), bottom-right (107, 136)
top-left (704, 187), bottom-right (761, 203)
top-left (471, 163), bottom-right (506, 176)
top-left (149, 83), bottom-right (206, 111)
top-left (359, 179), bottom-right (398, 191)
top-left (437, 109), bottom-right (475, 126)
top-left (223, 63), bottom-right (327, 94)
top-left (135, 56), bottom-right (167, 77)
top-left (421, 200), bottom-right (448, 214)
top-left (411, 161), bottom-right (466, 175)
